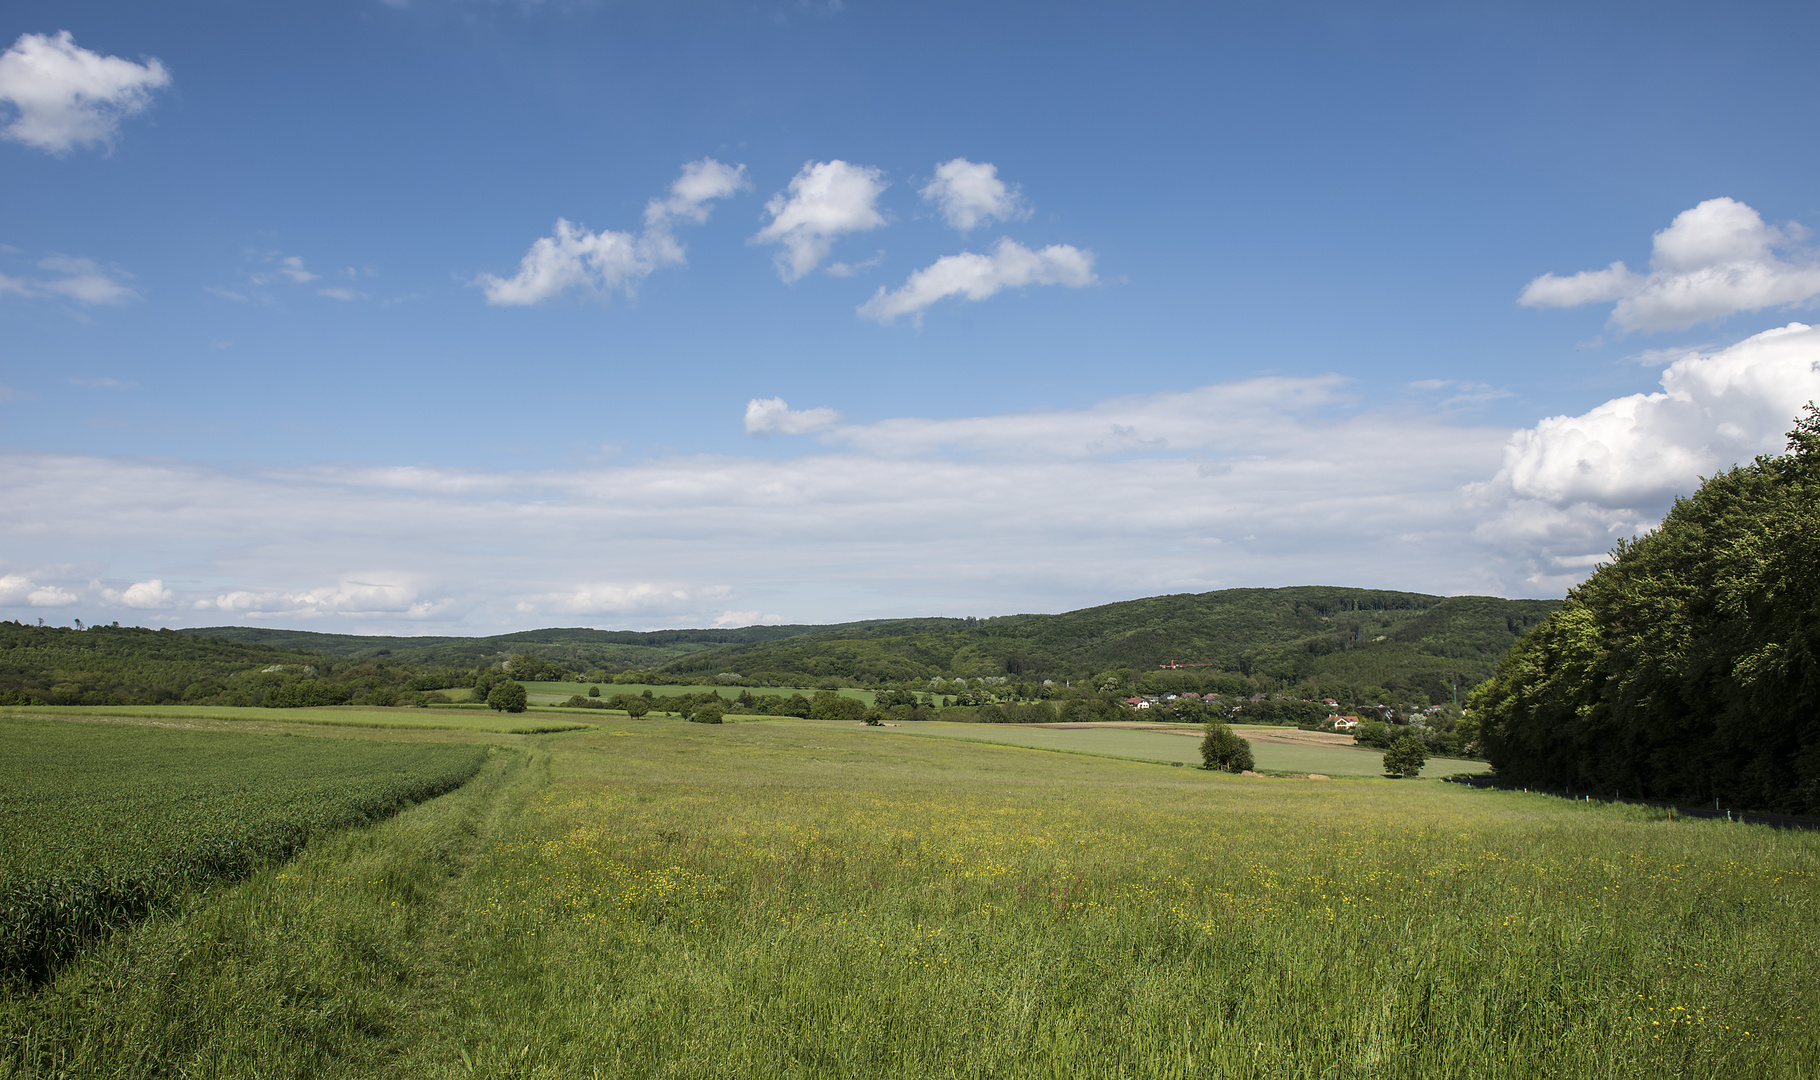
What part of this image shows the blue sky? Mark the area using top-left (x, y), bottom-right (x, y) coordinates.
top-left (3, 1), bottom-right (1819, 632)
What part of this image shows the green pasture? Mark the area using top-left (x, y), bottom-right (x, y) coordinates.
top-left (4, 715), bottom-right (1812, 1079)
top-left (521, 680), bottom-right (877, 706)
top-left (0, 703), bottom-right (591, 734)
top-left (828, 719), bottom-right (1487, 777)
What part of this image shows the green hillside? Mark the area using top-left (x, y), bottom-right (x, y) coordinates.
top-left (660, 587), bottom-right (1561, 700)
top-left (182, 624), bottom-right (820, 670)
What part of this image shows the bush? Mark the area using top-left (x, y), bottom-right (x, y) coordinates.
top-left (588, 685), bottom-right (601, 697)
top-left (486, 680), bottom-right (528, 714)
top-left (1383, 736), bottom-right (1428, 778)
top-left (1200, 721), bottom-right (1255, 773)
top-left (809, 690), bottom-right (867, 722)
top-left (690, 703), bottom-right (724, 725)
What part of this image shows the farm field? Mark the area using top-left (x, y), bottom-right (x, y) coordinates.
top-left (521, 680), bottom-right (877, 706)
top-left (851, 718), bottom-right (1487, 776)
top-left (0, 716), bottom-right (489, 981)
top-left (4, 715), bottom-right (1814, 1079)
top-left (0, 703), bottom-right (592, 734)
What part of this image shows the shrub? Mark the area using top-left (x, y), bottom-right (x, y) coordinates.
top-left (1200, 721), bottom-right (1255, 773)
top-left (1383, 736), bottom-right (1428, 778)
top-left (486, 680), bottom-right (528, 714)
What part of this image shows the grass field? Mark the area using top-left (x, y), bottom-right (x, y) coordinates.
top-left (0, 703), bottom-right (593, 734)
top-left (839, 719), bottom-right (1487, 777)
top-left (3, 716), bottom-right (1813, 1078)
top-left (521, 681), bottom-right (877, 706)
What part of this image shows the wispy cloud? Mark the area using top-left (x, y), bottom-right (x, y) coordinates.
top-left (859, 239), bottom-right (1094, 325)
top-left (0, 254), bottom-right (140, 306)
top-left (480, 158), bottom-right (748, 305)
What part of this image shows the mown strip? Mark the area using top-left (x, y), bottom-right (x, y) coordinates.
top-left (0, 717), bottom-right (489, 982)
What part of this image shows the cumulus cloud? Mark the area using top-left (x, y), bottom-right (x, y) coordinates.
top-left (744, 396), bottom-right (841, 435)
top-left (0, 255), bottom-right (140, 306)
top-left (0, 31), bottom-right (171, 154)
top-left (752, 160), bottom-right (889, 281)
top-left (1, 575), bottom-right (78, 607)
top-left (1520, 198), bottom-right (1820, 331)
top-left (1468, 322), bottom-right (1820, 589)
top-left (481, 158), bottom-right (746, 306)
top-left (858, 238), bottom-right (1095, 325)
top-left (101, 578), bottom-right (173, 609)
top-left (920, 158), bottom-right (1031, 232)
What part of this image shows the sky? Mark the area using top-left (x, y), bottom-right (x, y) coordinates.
top-left (2, 0), bottom-right (1819, 634)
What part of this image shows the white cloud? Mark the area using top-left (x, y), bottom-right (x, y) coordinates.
top-left (919, 158), bottom-right (1030, 232)
top-left (17, 346), bottom-right (1812, 631)
top-left (0, 574), bottom-right (35, 604)
top-left (1468, 322), bottom-right (1820, 589)
top-left (317, 286), bottom-right (365, 301)
top-left (250, 254), bottom-right (317, 285)
top-left (0, 255), bottom-right (140, 306)
top-left (541, 583), bottom-right (721, 616)
top-left (6, 573), bottom-right (79, 607)
top-left (858, 238), bottom-right (1095, 325)
top-left (102, 578), bottom-right (173, 609)
top-left (1520, 198), bottom-right (1820, 331)
top-left (745, 396), bottom-right (841, 435)
top-left (196, 578), bottom-right (440, 619)
top-left (481, 158), bottom-right (746, 306)
top-left (0, 31), bottom-right (171, 154)
top-left (646, 158), bottom-right (751, 231)
top-left (0, 375), bottom-right (1524, 632)
top-left (67, 376), bottom-right (130, 388)
top-left (752, 160), bottom-right (889, 282)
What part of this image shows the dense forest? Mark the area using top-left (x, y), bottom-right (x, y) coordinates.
top-left (0, 624), bottom-right (471, 708)
top-left (1470, 407), bottom-right (1820, 814)
top-left (184, 624), bottom-right (816, 670)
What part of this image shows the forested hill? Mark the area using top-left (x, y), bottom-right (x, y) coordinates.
top-left (182, 623), bottom-right (821, 670)
top-left (659, 586), bottom-right (1561, 700)
top-left (0, 623), bottom-right (348, 706)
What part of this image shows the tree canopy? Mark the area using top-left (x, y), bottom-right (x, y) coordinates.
top-left (1470, 406), bottom-right (1820, 813)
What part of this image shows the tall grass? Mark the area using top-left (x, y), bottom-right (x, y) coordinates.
top-left (429, 722), bottom-right (1817, 1078)
top-left (4, 718), bottom-right (1815, 1078)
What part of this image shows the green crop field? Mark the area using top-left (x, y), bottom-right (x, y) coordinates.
top-left (521, 680), bottom-right (877, 706)
top-left (0, 703), bottom-right (592, 734)
top-left (0, 717), bottom-right (488, 981)
top-left (819, 719), bottom-right (1488, 777)
top-left (3, 716), bottom-right (1813, 1079)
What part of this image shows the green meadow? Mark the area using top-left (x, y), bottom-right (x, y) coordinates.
top-left (3, 715), bottom-right (1813, 1079)
top-left (522, 681), bottom-right (878, 706)
top-left (816, 719), bottom-right (1488, 777)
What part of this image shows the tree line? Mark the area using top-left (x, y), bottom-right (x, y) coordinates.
top-left (1470, 406), bottom-right (1820, 814)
